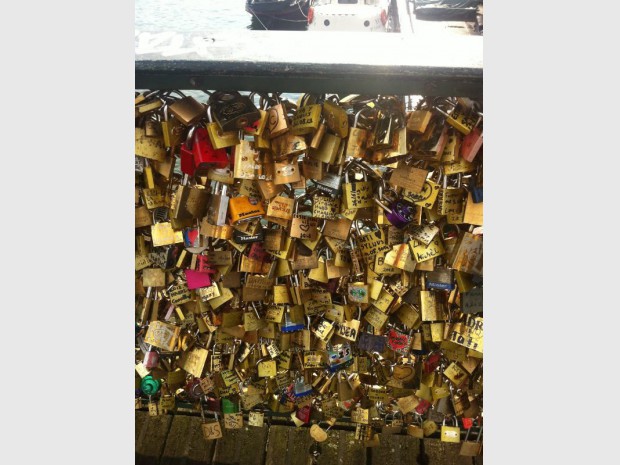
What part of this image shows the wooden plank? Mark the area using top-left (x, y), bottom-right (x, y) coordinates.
top-left (325, 429), bottom-right (367, 465)
top-left (265, 425), bottom-right (366, 465)
top-left (423, 438), bottom-right (483, 465)
top-left (135, 409), bottom-right (148, 446)
top-left (266, 425), bottom-right (310, 465)
top-left (212, 424), bottom-right (269, 465)
top-left (370, 433), bottom-right (422, 465)
top-left (160, 414), bottom-right (217, 465)
top-left (135, 30), bottom-right (482, 97)
top-left (135, 411), bottom-right (173, 465)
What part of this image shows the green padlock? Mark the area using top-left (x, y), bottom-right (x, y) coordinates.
top-left (222, 398), bottom-right (239, 414)
top-left (140, 375), bottom-right (161, 396)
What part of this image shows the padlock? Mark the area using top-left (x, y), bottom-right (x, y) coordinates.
top-left (140, 374), bottom-right (161, 396)
top-left (327, 342), bottom-right (354, 372)
top-left (355, 424), bottom-right (373, 441)
top-left (273, 159), bottom-right (301, 185)
top-left (413, 114), bottom-right (449, 161)
top-left (367, 108), bottom-right (394, 150)
top-left (345, 107), bottom-right (372, 159)
top-left (439, 129), bottom-right (461, 165)
top-left (437, 173), bottom-right (466, 216)
top-left (266, 94), bottom-right (290, 139)
top-left (426, 259), bottom-right (455, 291)
top-left (290, 102), bottom-right (322, 135)
top-left (459, 424), bottom-right (483, 456)
top-left (374, 185), bottom-right (420, 229)
top-left (343, 162), bottom-right (374, 210)
top-left (208, 90), bottom-right (261, 131)
top-left (179, 127), bottom-right (197, 176)
top-left (460, 125), bottom-right (483, 162)
top-left (228, 195), bottom-right (266, 224)
top-left (322, 97), bottom-right (349, 138)
top-left (433, 98), bottom-right (477, 136)
top-left (406, 414), bottom-right (425, 439)
top-left (451, 387), bottom-right (471, 416)
top-left (233, 133), bottom-right (261, 180)
top-left (293, 375), bottom-right (314, 397)
top-left (180, 126), bottom-right (229, 177)
top-left (469, 163), bottom-right (483, 203)
top-left (314, 163), bottom-right (345, 197)
top-left (171, 177), bottom-right (209, 221)
top-left (206, 182), bottom-right (230, 227)
top-left (200, 403), bottom-right (223, 440)
top-left (440, 416), bottom-right (461, 443)
top-left (143, 347), bottom-right (159, 369)
top-left (407, 107), bottom-right (433, 134)
top-left (336, 306), bottom-right (362, 342)
top-left (312, 318), bottom-right (335, 342)
top-left (372, 108), bottom-right (408, 164)
top-left (160, 102), bottom-right (186, 148)
top-left (168, 96), bottom-right (206, 126)
top-left (308, 132), bottom-right (342, 165)
top-left (382, 411), bottom-right (404, 435)
top-left (205, 106), bottom-right (240, 149)
top-left (422, 419), bottom-right (438, 437)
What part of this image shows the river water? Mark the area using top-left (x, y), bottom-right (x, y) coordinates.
top-left (135, 0), bottom-right (307, 33)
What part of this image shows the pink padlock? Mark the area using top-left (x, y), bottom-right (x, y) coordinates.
top-left (143, 349), bottom-right (159, 369)
top-left (460, 127), bottom-right (483, 162)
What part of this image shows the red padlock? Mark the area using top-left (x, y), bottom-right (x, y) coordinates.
top-left (193, 127), bottom-right (229, 173)
top-left (423, 352), bottom-right (442, 374)
top-left (414, 399), bottom-right (431, 415)
top-left (196, 255), bottom-right (217, 274)
top-left (296, 405), bottom-right (311, 424)
top-left (180, 143), bottom-right (196, 176)
top-left (179, 127), bottom-right (229, 176)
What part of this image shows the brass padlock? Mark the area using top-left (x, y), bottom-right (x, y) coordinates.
top-left (440, 416), bottom-right (461, 443)
top-left (233, 134), bottom-right (260, 180)
top-left (308, 132), bottom-right (342, 164)
top-left (206, 106), bottom-right (240, 149)
top-left (266, 96), bottom-right (289, 139)
top-left (459, 425), bottom-right (483, 456)
top-left (368, 109), bottom-right (395, 150)
top-left (168, 96), bottom-right (206, 126)
top-left (290, 103), bottom-right (322, 135)
top-left (433, 98), bottom-right (477, 135)
top-left (322, 98), bottom-right (349, 138)
top-left (160, 102), bottom-right (186, 148)
top-left (345, 108), bottom-right (372, 159)
top-left (407, 108), bottom-right (433, 134)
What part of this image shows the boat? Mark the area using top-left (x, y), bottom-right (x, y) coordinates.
top-left (413, 0), bottom-right (482, 22)
top-left (307, 0), bottom-right (395, 33)
top-left (245, 0), bottom-right (311, 24)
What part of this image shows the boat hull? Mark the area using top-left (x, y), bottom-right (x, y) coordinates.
top-left (246, 1), bottom-right (310, 23)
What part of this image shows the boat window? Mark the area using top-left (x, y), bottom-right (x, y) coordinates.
top-left (338, 0), bottom-right (359, 4)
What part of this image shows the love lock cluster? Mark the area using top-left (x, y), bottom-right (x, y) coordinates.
top-left (135, 90), bottom-right (483, 456)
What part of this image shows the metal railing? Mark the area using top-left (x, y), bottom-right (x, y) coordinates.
top-left (135, 30), bottom-right (482, 97)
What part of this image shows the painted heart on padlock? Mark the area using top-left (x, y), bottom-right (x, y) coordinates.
top-left (392, 365), bottom-right (415, 382)
top-left (299, 222), bottom-right (310, 232)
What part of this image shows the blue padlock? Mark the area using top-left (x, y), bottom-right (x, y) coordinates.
top-left (470, 165), bottom-right (483, 203)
